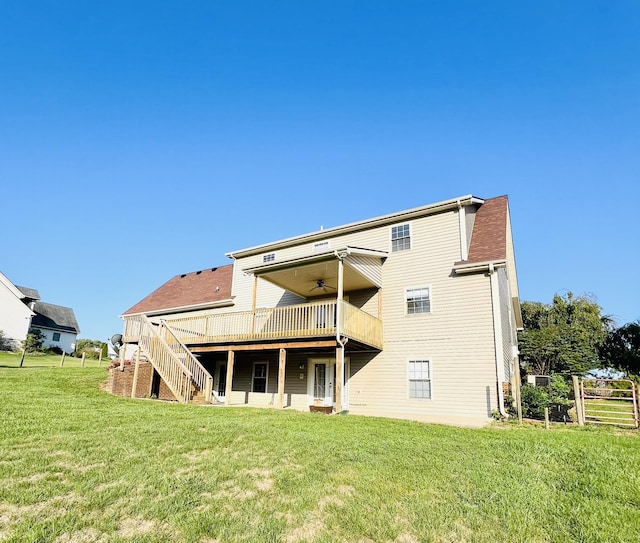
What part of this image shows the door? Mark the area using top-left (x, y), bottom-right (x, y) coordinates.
top-left (308, 358), bottom-right (335, 407)
top-left (216, 362), bottom-right (227, 401)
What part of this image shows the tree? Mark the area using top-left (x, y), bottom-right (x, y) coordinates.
top-left (599, 321), bottom-right (640, 378)
top-left (23, 329), bottom-right (46, 353)
top-left (75, 339), bottom-right (107, 359)
top-left (518, 292), bottom-right (609, 376)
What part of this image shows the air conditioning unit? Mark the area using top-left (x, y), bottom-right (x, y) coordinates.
top-left (527, 375), bottom-right (551, 387)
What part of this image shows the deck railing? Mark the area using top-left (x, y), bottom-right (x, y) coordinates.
top-left (126, 300), bottom-right (382, 349)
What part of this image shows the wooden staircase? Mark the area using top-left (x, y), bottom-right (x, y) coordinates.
top-left (129, 315), bottom-right (213, 404)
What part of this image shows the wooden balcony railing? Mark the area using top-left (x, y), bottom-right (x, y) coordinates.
top-left (125, 300), bottom-right (382, 350)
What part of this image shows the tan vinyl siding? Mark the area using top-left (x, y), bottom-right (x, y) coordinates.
top-left (342, 211), bottom-right (499, 424)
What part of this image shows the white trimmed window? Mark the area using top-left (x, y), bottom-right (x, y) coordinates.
top-left (406, 287), bottom-right (431, 314)
top-left (52, 332), bottom-right (61, 342)
top-left (263, 253), bottom-right (275, 263)
top-left (408, 360), bottom-right (432, 399)
top-left (313, 241), bottom-right (330, 253)
top-left (391, 223), bottom-right (411, 252)
top-left (252, 362), bottom-right (268, 393)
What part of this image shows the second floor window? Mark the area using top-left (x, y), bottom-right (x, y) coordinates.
top-left (52, 332), bottom-right (61, 341)
top-left (406, 287), bottom-right (431, 314)
top-left (391, 223), bottom-right (411, 252)
top-left (263, 253), bottom-right (275, 263)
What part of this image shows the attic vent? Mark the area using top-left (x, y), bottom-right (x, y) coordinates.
top-left (313, 241), bottom-right (329, 252)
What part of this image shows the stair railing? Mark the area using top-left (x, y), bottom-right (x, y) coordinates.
top-left (135, 315), bottom-right (193, 403)
top-left (159, 319), bottom-right (213, 403)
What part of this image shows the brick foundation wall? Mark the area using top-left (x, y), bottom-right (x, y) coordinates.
top-left (105, 362), bottom-right (178, 401)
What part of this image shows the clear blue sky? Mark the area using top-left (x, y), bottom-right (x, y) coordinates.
top-left (2, 1), bottom-right (639, 342)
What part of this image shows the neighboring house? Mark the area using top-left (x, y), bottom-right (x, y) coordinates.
top-left (0, 271), bottom-right (80, 353)
top-left (30, 302), bottom-right (81, 354)
top-left (120, 194), bottom-right (522, 427)
top-left (0, 272), bottom-right (37, 350)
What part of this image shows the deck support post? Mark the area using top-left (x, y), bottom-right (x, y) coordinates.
top-left (131, 346), bottom-right (141, 399)
top-left (277, 348), bottom-right (286, 409)
top-left (335, 345), bottom-right (344, 413)
top-left (225, 350), bottom-right (235, 406)
top-left (120, 342), bottom-right (126, 372)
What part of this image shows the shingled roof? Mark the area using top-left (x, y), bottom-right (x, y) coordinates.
top-left (122, 265), bottom-right (234, 316)
top-left (32, 302), bottom-right (80, 334)
top-left (16, 285), bottom-right (41, 301)
top-left (461, 195), bottom-right (509, 265)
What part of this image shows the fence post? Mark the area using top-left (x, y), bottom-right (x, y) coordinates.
top-left (81, 352), bottom-right (86, 368)
top-left (572, 376), bottom-right (584, 426)
top-left (19, 349), bottom-right (27, 368)
top-left (60, 352), bottom-right (66, 367)
top-left (544, 407), bottom-right (550, 430)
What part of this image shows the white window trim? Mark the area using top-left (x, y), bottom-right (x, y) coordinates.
top-left (263, 253), bottom-right (276, 263)
top-left (390, 222), bottom-right (412, 252)
top-left (404, 285), bottom-right (432, 315)
top-left (252, 361), bottom-right (269, 393)
top-left (407, 358), bottom-right (433, 400)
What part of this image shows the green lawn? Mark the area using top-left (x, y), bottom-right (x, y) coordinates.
top-left (1, 367), bottom-right (639, 542)
top-left (0, 350), bottom-right (107, 369)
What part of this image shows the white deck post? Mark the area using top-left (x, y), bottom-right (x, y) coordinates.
top-left (277, 348), bottom-right (286, 408)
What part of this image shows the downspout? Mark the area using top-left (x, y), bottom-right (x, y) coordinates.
top-left (489, 263), bottom-right (508, 418)
top-left (334, 250), bottom-right (349, 411)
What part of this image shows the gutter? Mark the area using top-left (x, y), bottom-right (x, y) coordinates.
top-left (120, 298), bottom-right (235, 319)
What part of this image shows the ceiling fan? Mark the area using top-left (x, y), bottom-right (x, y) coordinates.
top-left (309, 279), bottom-right (336, 292)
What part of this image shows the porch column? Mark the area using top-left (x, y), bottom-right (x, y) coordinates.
top-left (119, 342), bottom-right (127, 372)
top-left (336, 345), bottom-right (344, 413)
top-left (335, 256), bottom-right (345, 413)
top-left (131, 346), bottom-right (141, 399)
top-left (225, 350), bottom-right (235, 406)
top-left (276, 348), bottom-right (286, 409)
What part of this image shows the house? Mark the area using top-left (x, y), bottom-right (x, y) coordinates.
top-left (30, 302), bottom-right (81, 354)
top-left (0, 272), bottom-right (37, 350)
top-left (119, 194), bottom-right (522, 427)
top-left (0, 271), bottom-right (80, 353)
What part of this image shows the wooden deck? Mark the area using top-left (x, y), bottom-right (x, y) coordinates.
top-left (124, 300), bottom-right (383, 350)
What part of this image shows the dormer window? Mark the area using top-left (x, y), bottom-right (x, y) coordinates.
top-left (313, 241), bottom-right (330, 253)
top-left (263, 253), bottom-right (275, 263)
top-left (391, 223), bottom-right (411, 252)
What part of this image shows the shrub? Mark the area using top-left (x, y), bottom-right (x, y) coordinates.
top-left (0, 330), bottom-right (15, 352)
top-left (520, 374), bottom-right (573, 422)
top-left (521, 384), bottom-right (550, 419)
